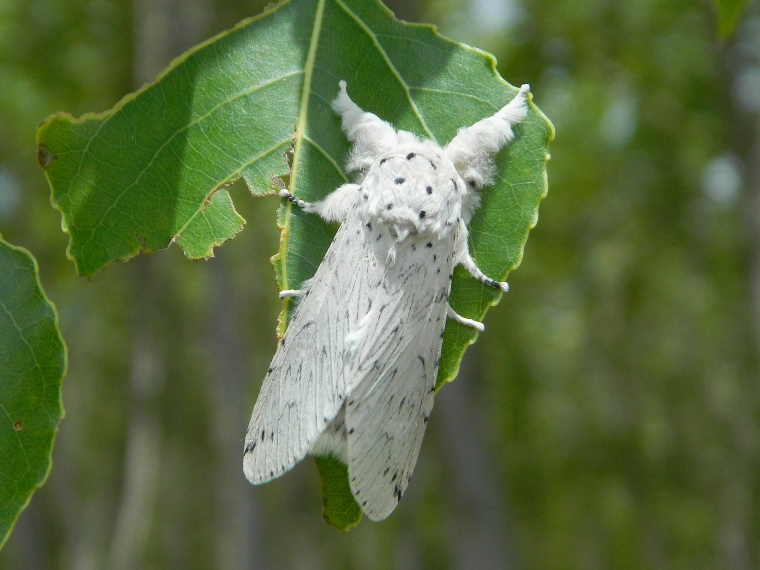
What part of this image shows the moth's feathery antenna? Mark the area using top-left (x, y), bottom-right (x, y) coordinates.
top-left (444, 84), bottom-right (530, 189)
top-left (332, 80), bottom-right (398, 172)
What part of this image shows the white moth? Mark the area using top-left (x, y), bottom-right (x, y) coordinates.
top-left (244, 80), bottom-right (530, 521)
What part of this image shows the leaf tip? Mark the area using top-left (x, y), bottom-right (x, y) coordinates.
top-left (314, 455), bottom-right (363, 531)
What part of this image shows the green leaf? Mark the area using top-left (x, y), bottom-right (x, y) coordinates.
top-left (314, 455), bottom-right (363, 530)
top-left (36, 1), bottom-right (299, 276)
top-left (35, 0), bottom-right (552, 527)
top-left (0, 237), bottom-right (66, 550)
top-left (175, 189), bottom-right (245, 259)
top-left (713, 0), bottom-right (748, 37)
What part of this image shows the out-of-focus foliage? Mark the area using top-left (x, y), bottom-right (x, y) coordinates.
top-left (714, 0), bottom-right (750, 37)
top-left (1, 0), bottom-right (760, 568)
top-left (0, 237), bottom-right (66, 550)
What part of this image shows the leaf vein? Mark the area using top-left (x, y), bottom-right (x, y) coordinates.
top-left (76, 71), bottom-right (303, 254)
top-left (332, 0), bottom-right (434, 140)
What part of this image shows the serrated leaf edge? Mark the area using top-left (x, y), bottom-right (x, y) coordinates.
top-left (0, 236), bottom-right (67, 550)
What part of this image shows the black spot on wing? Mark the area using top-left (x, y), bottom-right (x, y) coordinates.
top-left (395, 177), bottom-right (405, 185)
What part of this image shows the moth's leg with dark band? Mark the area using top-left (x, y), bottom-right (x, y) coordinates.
top-left (460, 251), bottom-right (509, 292)
top-left (280, 185), bottom-right (360, 224)
top-left (279, 189), bottom-right (312, 210)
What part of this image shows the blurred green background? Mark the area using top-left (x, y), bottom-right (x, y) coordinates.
top-left (1, 0), bottom-right (759, 567)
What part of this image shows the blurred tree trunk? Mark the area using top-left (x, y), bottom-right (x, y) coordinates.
top-left (435, 349), bottom-right (516, 570)
top-left (725, 19), bottom-right (760, 570)
top-left (737, 91), bottom-right (760, 570)
top-left (205, 252), bottom-right (266, 569)
top-left (106, 1), bottom-right (215, 567)
top-left (108, 257), bottom-right (166, 570)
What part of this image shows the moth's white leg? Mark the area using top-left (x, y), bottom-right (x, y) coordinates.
top-left (278, 277), bottom-right (313, 299)
top-left (279, 184), bottom-right (360, 223)
top-left (331, 80), bottom-right (398, 171)
top-left (310, 183), bottom-right (362, 223)
top-left (460, 251), bottom-right (509, 292)
top-left (279, 289), bottom-right (305, 299)
top-left (444, 84), bottom-right (530, 189)
top-left (454, 221), bottom-right (509, 292)
top-left (449, 84), bottom-right (530, 156)
top-left (447, 306), bottom-right (485, 332)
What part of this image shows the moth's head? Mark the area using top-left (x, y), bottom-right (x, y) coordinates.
top-left (360, 141), bottom-right (467, 234)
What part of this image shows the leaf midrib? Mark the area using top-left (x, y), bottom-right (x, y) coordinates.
top-left (278, 0), bottom-right (439, 326)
